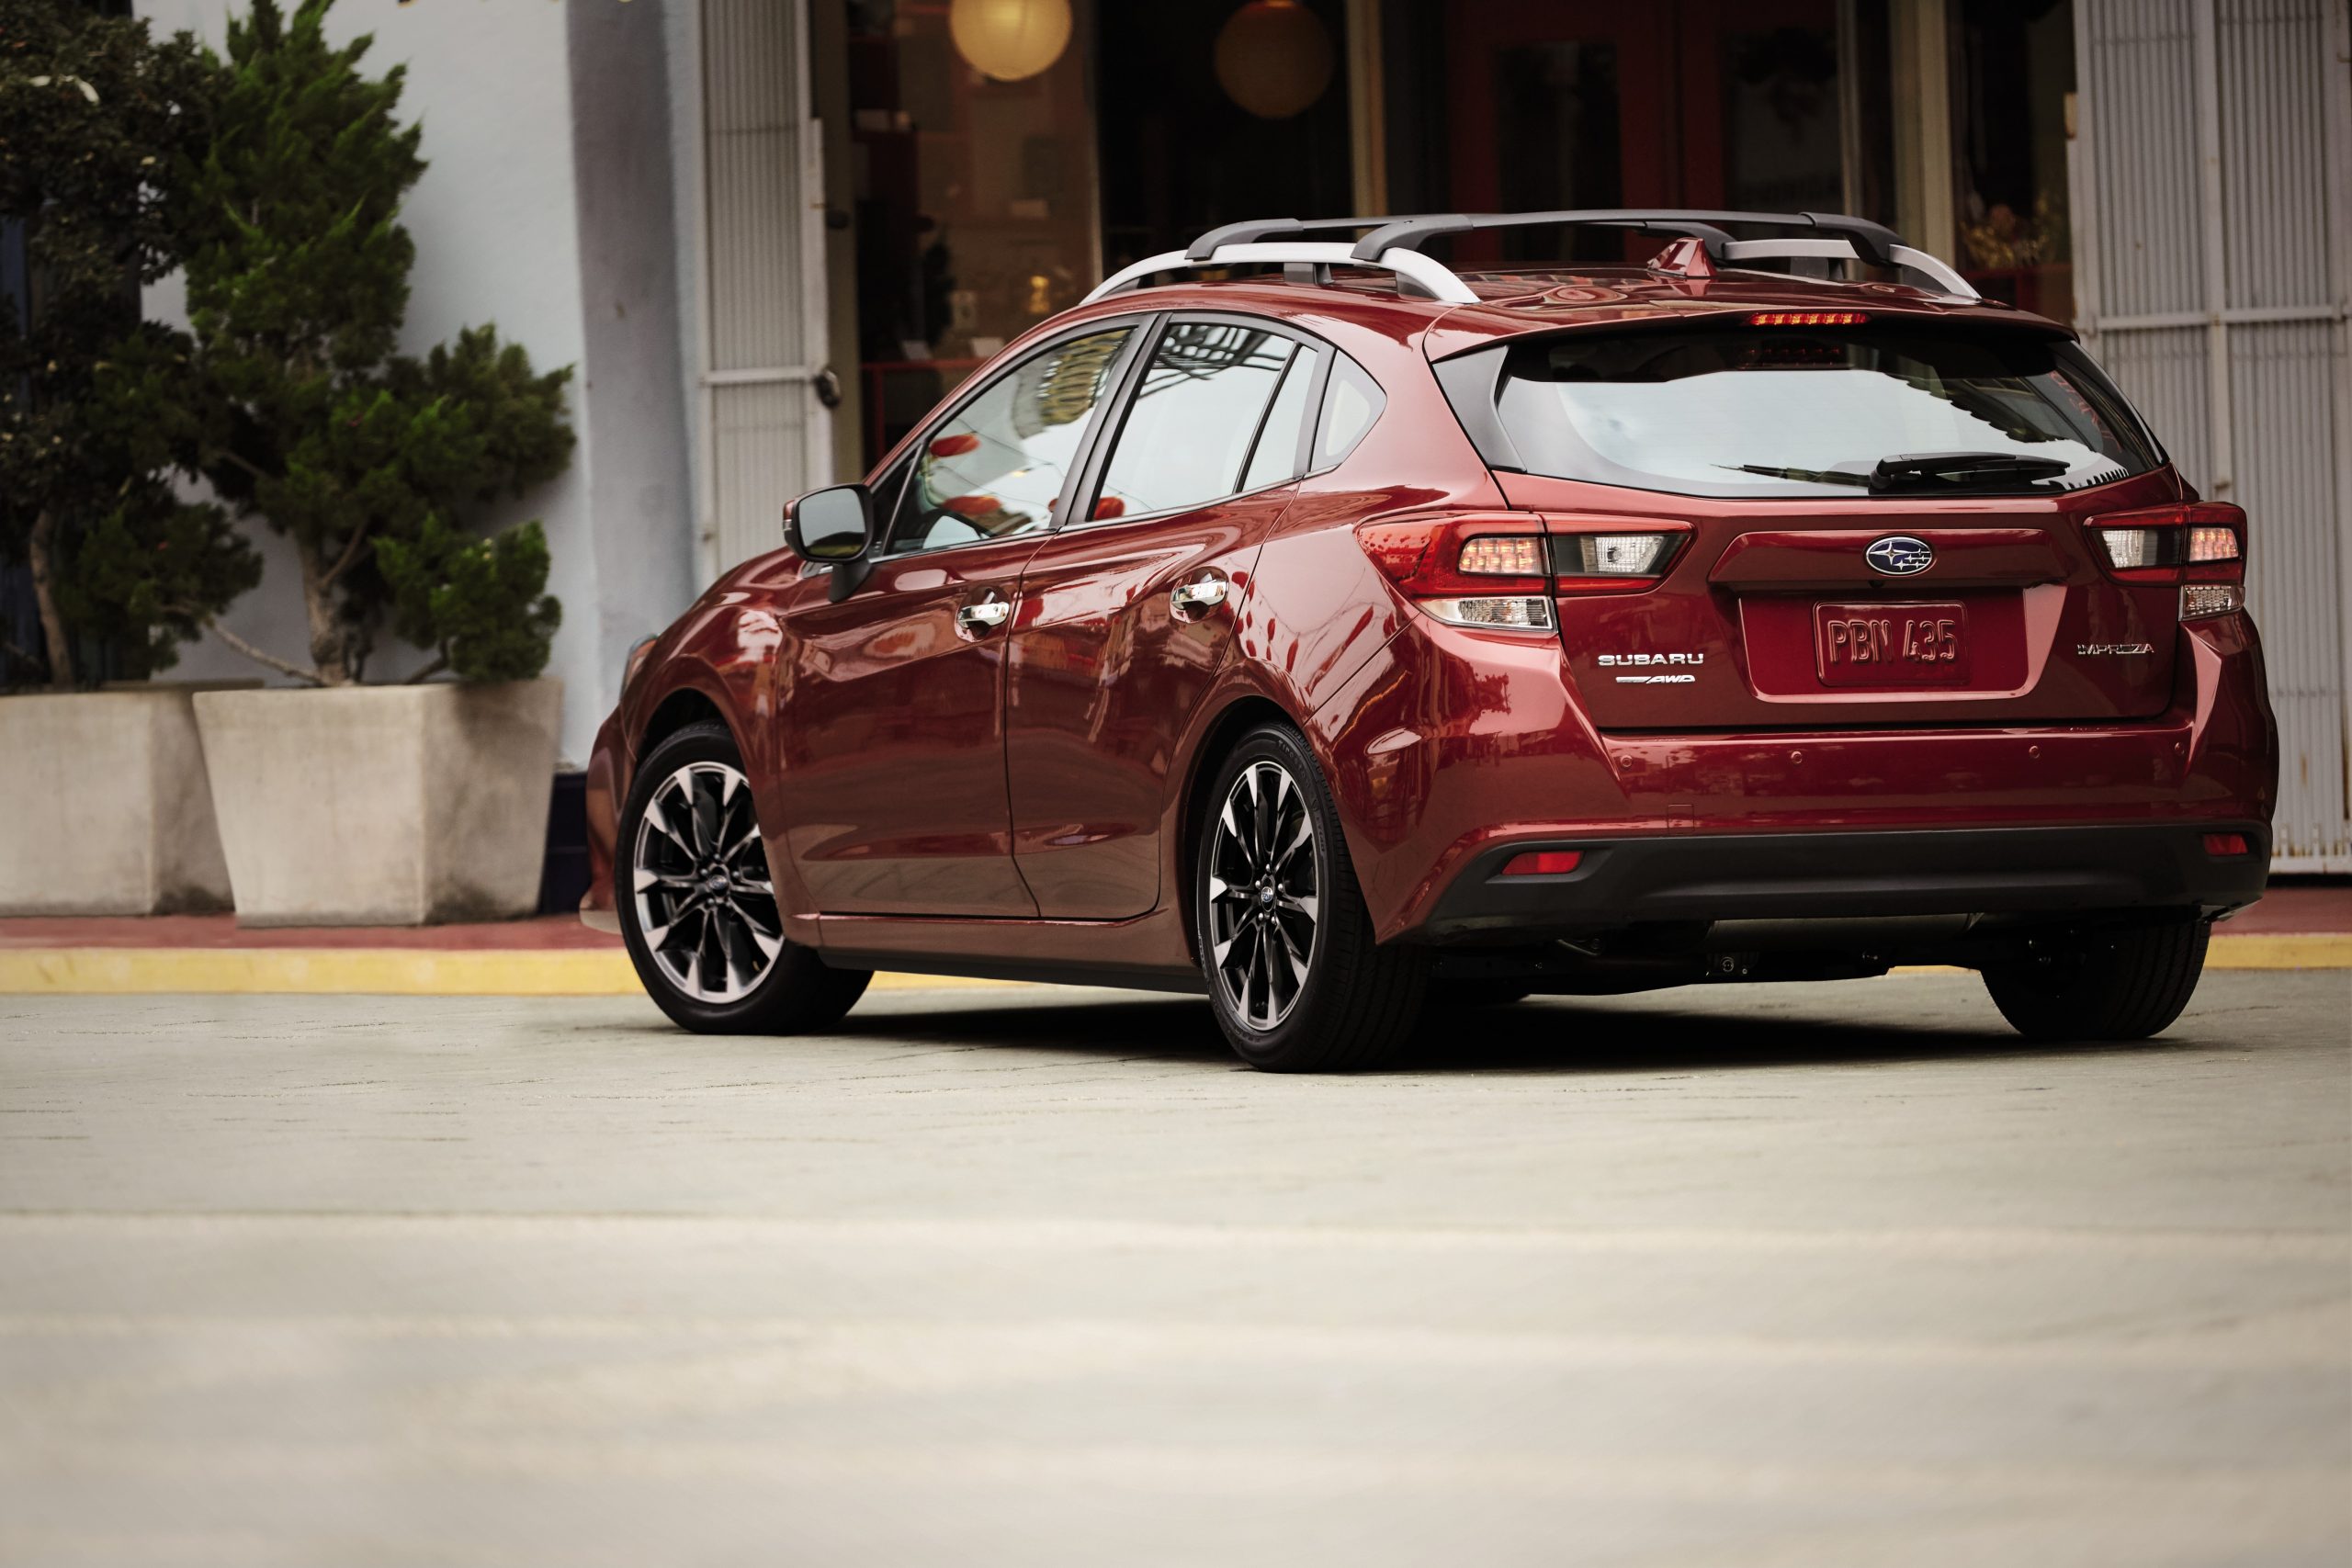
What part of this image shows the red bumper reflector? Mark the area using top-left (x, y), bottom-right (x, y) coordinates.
top-left (1500, 850), bottom-right (1583, 877)
top-left (2201, 832), bottom-right (2251, 858)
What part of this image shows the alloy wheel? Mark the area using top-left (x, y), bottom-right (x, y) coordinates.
top-left (630, 760), bottom-right (783, 1003)
top-left (1207, 759), bottom-right (1320, 1029)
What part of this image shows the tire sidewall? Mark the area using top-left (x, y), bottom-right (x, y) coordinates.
top-left (617, 722), bottom-right (807, 1032)
top-left (1193, 726), bottom-right (1347, 1067)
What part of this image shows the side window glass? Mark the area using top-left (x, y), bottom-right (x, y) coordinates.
top-left (1239, 344), bottom-right (1321, 493)
top-left (1093, 321), bottom-right (1297, 521)
top-left (884, 326), bottom-right (1133, 558)
top-left (1313, 354), bottom-right (1385, 470)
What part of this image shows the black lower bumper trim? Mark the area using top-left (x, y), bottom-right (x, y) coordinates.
top-left (1419, 822), bottom-right (2271, 940)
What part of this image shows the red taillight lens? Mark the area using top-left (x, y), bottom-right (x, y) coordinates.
top-left (2091, 502), bottom-right (2245, 585)
top-left (1357, 512), bottom-right (1689, 628)
top-left (1457, 536), bottom-right (1546, 576)
top-left (2201, 832), bottom-right (2250, 858)
top-left (1500, 850), bottom-right (1583, 876)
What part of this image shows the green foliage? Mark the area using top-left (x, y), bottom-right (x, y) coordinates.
top-left (178, 0), bottom-right (573, 685)
top-left (58, 488), bottom-right (264, 680)
top-left (377, 515), bottom-right (560, 685)
top-left (0, 0), bottom-right (251, 688)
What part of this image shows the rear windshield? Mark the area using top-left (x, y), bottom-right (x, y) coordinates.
top-left (1489, 323), bottom-right (2163, 499)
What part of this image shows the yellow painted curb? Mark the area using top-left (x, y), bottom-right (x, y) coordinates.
top-left (2206, 934), bottom-right (2352, 970)
top-left (0, 933), bottom-right (2342, 996)
top-left (0, 949), bottom-right (1025, 997)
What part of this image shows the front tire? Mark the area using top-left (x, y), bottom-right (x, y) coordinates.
top-left (617, 721), bottom-right (870, 1034)
top-left (1194, 724), bottom-right (1427, 1071)
top-left (1981, 918), bottom-right (2211, 1042)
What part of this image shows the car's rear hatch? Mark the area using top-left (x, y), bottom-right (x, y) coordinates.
top-left (1439, 312), bottom-right (2193, 731)
top-left (1498, 469), bottom-right (2188, 730)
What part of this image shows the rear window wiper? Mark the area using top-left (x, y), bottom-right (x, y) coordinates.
top-left (1866, 451), bottom-right (2072, 493)
top-left (1721, 463), bottom-right (1871, 487)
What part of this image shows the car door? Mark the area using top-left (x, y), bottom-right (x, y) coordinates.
top-left (773, 321), bottom-right (1145, 917)
top-left (1004, 316), bottom-right (1328, 919)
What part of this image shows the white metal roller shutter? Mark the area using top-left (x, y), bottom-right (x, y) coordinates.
top-left (2073, 0), bottom-right (2352, 870)
top-left (698, 0), bottom-right (832, 577)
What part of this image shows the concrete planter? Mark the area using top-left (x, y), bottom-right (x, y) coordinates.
top-left (194, 680), bottom-right (561, 926)
top-left (0, 687), bottom-right (237, 916)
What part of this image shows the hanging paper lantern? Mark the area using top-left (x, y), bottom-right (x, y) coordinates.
top-left (1214, 0), bottom-right (1335, 120)
top-left (948, 0), bottom-right (1073, 84)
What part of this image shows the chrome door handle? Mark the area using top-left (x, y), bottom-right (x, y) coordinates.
top-left (1170, 574), bottom-right (1228, 615)
top-left (956, 595), bottom-right (1012, 633)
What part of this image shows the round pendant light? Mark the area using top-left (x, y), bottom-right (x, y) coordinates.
top-left (949, 0), bottom-right (1073, 84)
top-left (1214, 0), bottom-right (1336, 120)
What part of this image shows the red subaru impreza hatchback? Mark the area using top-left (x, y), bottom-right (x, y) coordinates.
top-left (583, 210), bottom-right (2276, 1071)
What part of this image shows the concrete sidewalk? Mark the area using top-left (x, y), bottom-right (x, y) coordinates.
top-left (1, 885), bottom-right (2347, 994)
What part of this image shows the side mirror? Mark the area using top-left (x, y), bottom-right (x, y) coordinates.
top-left (784, 483), bottom-right (873, 563)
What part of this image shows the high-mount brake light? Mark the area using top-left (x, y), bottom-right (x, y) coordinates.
top-left (1747, 310), bottom-right (1869, 327)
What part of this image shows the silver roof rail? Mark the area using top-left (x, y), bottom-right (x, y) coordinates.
top-left (1717, 239), bottom-right (1977, 300)
top-left (1086, 209), bottom-right (1982, 306)
top-left (1083, 242), bottom-right (1482, 306)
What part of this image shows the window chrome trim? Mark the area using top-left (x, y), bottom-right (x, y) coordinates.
top-left (868, 315), bottom-right (1159, 565)
top-left (1060, 310), bottom-right (1334, 533)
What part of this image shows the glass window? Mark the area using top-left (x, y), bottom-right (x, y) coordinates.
top-left (1313, 355), bottom-right (1385, 469)
top-left (1239, 344), bottom-right (1322, 493)
top-left (1951, 0), bottom-right (2076, 321)
top-left (843, 0), bottom-right (1102, 467)
top-left (883, 327), bottom-right (1133, 558)
top-left (1094, 322), bottom-right (1298, 520)
top-left (1489, 323), bottom-right (2160, 499)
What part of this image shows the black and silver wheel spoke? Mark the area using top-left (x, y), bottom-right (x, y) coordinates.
top-left (1208, 760), bottom-right (1318, 1032)
top-left (632, 758), bottom-right (783, 1005)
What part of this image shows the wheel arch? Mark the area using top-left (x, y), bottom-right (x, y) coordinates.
top-left (638, 687), bottom-right (729, 758)
top-left (1171, 693), bottom-right (1303, 964)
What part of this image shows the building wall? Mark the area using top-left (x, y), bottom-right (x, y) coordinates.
top-left (136, 0), bottom-right (700, 767)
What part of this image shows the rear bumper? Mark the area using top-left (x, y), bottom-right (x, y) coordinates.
top-left (1419, 822), bottom-right (2271, 940)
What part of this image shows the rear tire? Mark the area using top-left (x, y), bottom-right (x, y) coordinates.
top-left (1193, 724), bottom-right (1428, 1071)
top-left (1981, 918), bottom-right (2210, 1042)
top-left (618, 721), bottom-right (871, 1034)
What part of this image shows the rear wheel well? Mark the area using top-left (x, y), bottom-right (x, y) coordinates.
top-left (1174, 696), bottom-right (1300, 964)
top-left (638, 689), bottom-right (728, 759)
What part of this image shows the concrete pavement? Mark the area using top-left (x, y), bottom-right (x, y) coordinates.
top-left (2, 972), bottom-right (2347, 1565)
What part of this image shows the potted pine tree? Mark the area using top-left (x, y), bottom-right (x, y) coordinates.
top-left (0, 0), bottom-right (259, 915)
top-left (175, 0), bottom-right (576, 925)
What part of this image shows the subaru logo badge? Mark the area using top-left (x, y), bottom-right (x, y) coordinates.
top-left (1865, 536), bottom-right (1934, 576)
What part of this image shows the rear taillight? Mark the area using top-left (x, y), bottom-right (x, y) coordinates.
top-left (1358, 513), bottom-right (1687, 630)
top-left (1551, 530), bottom-right (1682, 586)
top-left (2090, 503), bottom-right (2246, 597)
top-left (1357, 514), bottom-right (1554, 631)
top-left (2179, 584), bottom-right (2245, 621)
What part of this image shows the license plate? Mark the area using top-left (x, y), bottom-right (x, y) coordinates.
top-left (1815, 602), bottom-right (1971, 687)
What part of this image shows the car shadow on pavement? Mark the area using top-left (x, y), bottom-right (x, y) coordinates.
top-left (829, 990), bottom-right (2189, 1075)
